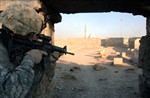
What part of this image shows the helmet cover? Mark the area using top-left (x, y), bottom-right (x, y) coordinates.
top-left (0, 4), bottom-right (43, 36)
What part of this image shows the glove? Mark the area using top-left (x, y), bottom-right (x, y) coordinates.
top-left (50, 51), bottom-right (63, 62)
top-left (26, 49), bottom-right (48, 64)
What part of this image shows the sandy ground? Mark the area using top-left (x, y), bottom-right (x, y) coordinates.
top-left (46, 46), bottom-right (142, 98)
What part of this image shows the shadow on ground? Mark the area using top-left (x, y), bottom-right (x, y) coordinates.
top-left (42, 47), bottom-right (142, 98)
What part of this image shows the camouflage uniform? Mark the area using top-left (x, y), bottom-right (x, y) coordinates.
top-left (0, 3), bottom-right (62, 98)
top-left (0, 4), bottom-right (46, 98)
top-left (0, 40), bottom-right (38, 98)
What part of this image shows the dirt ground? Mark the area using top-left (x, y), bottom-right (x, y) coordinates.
top-left (46, 46), bottom-right (142, 98)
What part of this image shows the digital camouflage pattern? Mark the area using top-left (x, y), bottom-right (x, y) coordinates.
top-left (0, 3), bottom-right (56, 98)
top-left (0, 4), bottom-right (43, 36)
top-left (0, 40), bottom-right (39, 98)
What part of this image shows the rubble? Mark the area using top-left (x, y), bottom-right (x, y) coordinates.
top-left (70, 66), bottom-right (81, 72)
top-left (93, 63), bottom-right (107, 71)
top-left (61, 73), bottom-right (77, 80)
top-left (124, 68), bottom-right (135, 72)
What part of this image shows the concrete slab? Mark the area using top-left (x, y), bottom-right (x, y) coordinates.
top-left (113, 58), bottom-right (123, 65)
top-left (122, 52), bottom-right (126, 58)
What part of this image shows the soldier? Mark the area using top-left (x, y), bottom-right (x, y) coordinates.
top-left (0, 4), bottom-right (62, 98)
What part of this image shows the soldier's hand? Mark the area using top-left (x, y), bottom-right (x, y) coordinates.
top-left (50, 51), bottom-right (63, 62)
top-left (26, 49), bottom-right (48, 64)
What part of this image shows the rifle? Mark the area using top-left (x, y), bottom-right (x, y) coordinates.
top-left (0, 29), bottom-right (74, 68)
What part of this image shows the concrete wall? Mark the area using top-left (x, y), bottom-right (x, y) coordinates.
top-left (130, 49), bottom-right (139, 64)
top-left (55, 38), bottom-right (101, 51)
top-left (134, 38), bottom-right (140, 50)
top-left (101, 37), bottom-right (140, 49)
top-left (106, 38), bottom-right (124, 47)
top-left (123, 38), bottom-right (129, 47)
top-left (101, 39), bottom-right (106, 46)
top-left (101, 38), bottom-right (124, 47)
top-left (128, 38), bottom-right (140, 64)
top-left (129, 37), bottom-right (140, 49)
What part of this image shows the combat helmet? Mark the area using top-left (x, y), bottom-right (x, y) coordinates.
top-left (0, 4), bottom-right (43, 36)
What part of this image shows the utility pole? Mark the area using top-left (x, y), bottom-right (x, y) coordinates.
top-left (120, 18), bottom-right (123, 37)
top-left (84, 24), bottom-right (86, 38)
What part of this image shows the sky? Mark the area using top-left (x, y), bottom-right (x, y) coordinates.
top-left (55, 12), bottom-right (146, 39)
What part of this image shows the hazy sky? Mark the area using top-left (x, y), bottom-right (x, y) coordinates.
top-left (55, 12), bottom-right (146, 38)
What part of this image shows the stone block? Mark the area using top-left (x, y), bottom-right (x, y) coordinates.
top-left (115, 52), bottom-right (120, 56)
top-left (122, 52), bottom-right (126, 58)
top-left (113, 58), bottom-right (123, 65)
top-left (131, 49), bottom-right (134, 52)
top-left (100, 49), bottom-right (105, 55)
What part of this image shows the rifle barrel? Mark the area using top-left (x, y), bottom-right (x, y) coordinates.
top-left (66, 52), bottom-right (75, 55)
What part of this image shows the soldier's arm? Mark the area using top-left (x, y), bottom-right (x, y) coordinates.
top-left (0, 55), bottom-right (35, 98)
